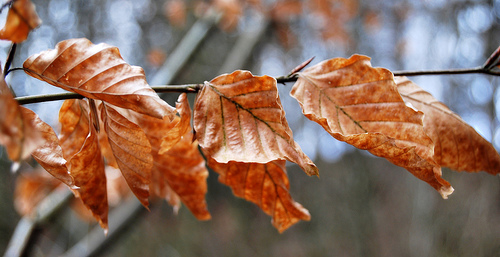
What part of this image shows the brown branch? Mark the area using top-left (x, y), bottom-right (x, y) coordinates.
top-left (12, 64), bottom-right (500, 105)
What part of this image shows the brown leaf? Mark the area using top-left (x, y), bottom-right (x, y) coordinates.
top-left (159, 93), bottom-right (191, 154)
top-left (155, 132), bottom-right (211, 220)
top-left (0, 0), bottom-right (41, 43)
top-left (136, 93), bottom-right (210, 219)
top-left (24, 107), bottom-right (73, 187)
top-left (59, 99), bottom-right (108, 230)
top-left (194, 70), bottom-right (318, 176)
top-left (213, 0), bottom-right (242, 32)
top-left (100, 103), bottom-right (153, 208)
top-left (163, 0), bottom-right (187, 27)
top-left (208, 158), bottom-right (310, 232)
top-left (0, 76), bottom-right (42, 161)
top-left (14, 170), bottom-right (60, 217)
top-left (23, 38), bottom-right (175, 119)
top-left (395, 76), bottom-right (500, 175)
top-left (291, 55), bottom-right (453, 198)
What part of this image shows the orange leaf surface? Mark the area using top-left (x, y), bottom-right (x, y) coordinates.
top-left (100, 103), bottom-right (153, 208)
top-left (194, 70), bottom-right (318, 176)
top-left (136, 94), bottom-right (210, 219)
top-left (208, 158), bottom-right (310, 232)
top-left (14, 170), bottom-right (61, 217)
top-left (291, 55), bottom-right (453, 198)
top-left (24, 107), bottom-right (73, 187)
top-left (0, 76), bottom-right (42, 161)
top-left (23, 38), bottom-right (175, 119)
top-left (0, 0), bottom-right (41, 43)
top-left (59, 99), bottom-right (108, 230)
top-left (395, 76), bottom-right (500, 174)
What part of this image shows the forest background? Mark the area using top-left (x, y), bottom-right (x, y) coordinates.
top-left (1, 0), bottom-right (500, 256)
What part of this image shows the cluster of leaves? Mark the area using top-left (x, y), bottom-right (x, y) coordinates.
top-left (1, 0), bottom-right (500, 233)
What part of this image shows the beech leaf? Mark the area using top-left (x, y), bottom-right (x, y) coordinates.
top-left (194, 70), bottom-right (318, 176)
top-left (136, 93), bottom-right (210, 219)
top-left (208, 158), bottom-right (310, 233)
top-left (0, 76), bottom-right (42, 161)
top-left (291, 55), bottom-right (453, 198)
top-left (396, 76), bottom-right (500, 174)
top-left (24, 107), bottom-right (73, 187)
top-left (100, 103), bottom-right (153, 208)
top-left (23, 38), bottom-right (175, 119)
top-left (59, 99), bottom-right (108, 231)
top-left (14, 171), bottom-right (60, 217)
top-left (0, 0), bottom-right (41, 43)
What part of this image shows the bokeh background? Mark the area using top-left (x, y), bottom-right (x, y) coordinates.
top-left (1, 0), bottom-right (500, 256)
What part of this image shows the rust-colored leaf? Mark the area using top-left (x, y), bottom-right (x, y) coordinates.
top-left (163, 0), bottom-right (187, 27)
top-left (14, 170), bottom-right (60, 217)
top-left (159, 93), bottom-right (191, 154)
top-left (59, 99), bottom-right (108, 230)
top-left (136, 93), bottom-right (210, 219)
top-left (24, 107), bottom-right (73, 187)
top-left (194, 70), bottom-right (318, 176)
top-left (291, 55), bottom-right (453, 198)
top-left (100, 103), bottom-right (153, 208)
top-left (208, 158), bottom-right (310, 232)
top-left (0, 0), bottom-right (41, 43)
top-left (23, 38), bottom-right (175, 119)
top-left (155, 132), bottom-right (211, 220)
top-left (396, 76), bottom-right (500, 174)
top-left (0, 76), bottom-right (42, 161)
top-left (213, 0), bottom-right (242, 32)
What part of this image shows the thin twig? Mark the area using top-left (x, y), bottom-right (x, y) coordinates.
top-left (0, 0), bottom-right (14, 14)
top-left (4, 43), bottom-right (17, 77)
top-left (392, 66), bottom-right (500, 77)
top-left (14, 84), bottom-right (204, 105)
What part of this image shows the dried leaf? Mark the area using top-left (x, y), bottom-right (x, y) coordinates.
top-left (0, 76), bottom-right (42, 161)
top-left (0, 0), bottom-right (41, 43)
top-left (14, 170), bottom-right (60, 217)
top-left (59, 99), bottom-right (108, 230)
top-left (291, 55), bottom-right (453, 198)
top-left (136, 94), bottom-right (210, 219)
top-left (163, 0), bottom-right (187, 27)
top-left (208, 158), bottom-right (310, 232)
top-left (23, 38), bottom-right (175, 119)
top-left (396, 76), bottom-right (500, 174)
top-left (194, 70), bottom-right (318, 176)
top-left (24, 107), bottom-right (73, 187)
top-left (100, 103), bottom-right (153, 208)
top-left (156, 132), bottom-right (211, 220)
top-left (213, 0), bottom-right (242, 31)
top-left (159, 93), bottom-right (191, 154)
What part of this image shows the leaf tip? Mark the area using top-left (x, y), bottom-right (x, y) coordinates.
top-left (439, 185), bottom-right (454, 199)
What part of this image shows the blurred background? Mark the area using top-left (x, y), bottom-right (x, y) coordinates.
top-left (1, 0), bottom-right (500, 256)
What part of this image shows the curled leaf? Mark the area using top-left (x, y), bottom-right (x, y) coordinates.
top-left (135, 94), bottom-right (210, 219)
top-left (0, 0), bottom-right (42, 43)
top-left (208, 158), bottom-right (310, 232)
top-left (0, 76), bottom-right (42, 161)
top-left (59, 99), bottom-right (108, 230)
top-left (291, 55), bottom-right (452, 198)
top-left (23, 38), bottom-right (175, 119)
top-left (194, 70), bottom-right (318, 176)
top-left (25, 107), bottom-right (73, 187)
top-left (396, 76), bottom-right (500, 175)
